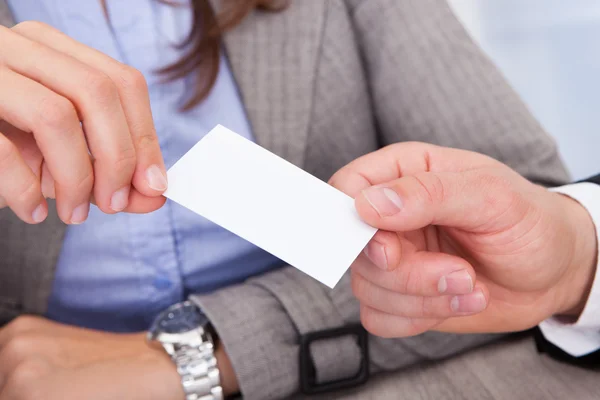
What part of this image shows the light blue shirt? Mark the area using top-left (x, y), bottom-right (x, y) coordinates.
top-left (8, 0), bottom-right (282, 332)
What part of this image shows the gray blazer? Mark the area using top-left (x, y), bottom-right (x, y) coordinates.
top-left (0, 1), bottom-right (573, 399)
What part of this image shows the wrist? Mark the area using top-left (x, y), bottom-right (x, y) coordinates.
top-left (141, 335), bottom-right (187, 400)
top-left (554, 192), bottom-right (598, 319)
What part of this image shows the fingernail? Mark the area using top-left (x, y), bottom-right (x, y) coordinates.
top-left (70, 202), bottom-right (90, 225)
top-left (362, 187), bottom-right (403, 217)
top-left (438, 270), bottom-right (473, 295)
top-left (146, 164), bottom-right (168, 192)
top-left (110, 186), bottom-right (130, 212)
top-left (364, 240), bottom-right (388, 270)
top-left (451, 289), bottom-right (487, 314)
top-left (32, 203), bottom-right (47, 223)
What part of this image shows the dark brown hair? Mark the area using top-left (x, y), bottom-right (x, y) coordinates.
top-left (159, 0), bottom-right (289, 110)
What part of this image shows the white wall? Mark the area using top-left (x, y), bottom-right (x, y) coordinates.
top-left (449, 0), bottom-right (600, 180)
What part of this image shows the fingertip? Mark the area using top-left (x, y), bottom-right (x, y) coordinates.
top-left (110, 185), bottom-right (131, 212)
top-left (438, 268), bottom-right (475, 295)
top-left (362, 186), bottom-right (403, 216)
top-left (450, 284), bottom-right (488, 315)
top-left (364, 230), bottom-right (406, 271)
top-left (476, 282), bottom-right (490, 308)
top-left (31, 200), bottom-right (48, 224)
top-left (355, 191), bottom-right (383, 226)
top-left (364, 239), bottom-right (388, 270)
top-left (140, 164), bottom-right (168, 195)
top-left (12, 193), bottom-right (47, 224)
top-left (69, 201), bottom-right (90, 225)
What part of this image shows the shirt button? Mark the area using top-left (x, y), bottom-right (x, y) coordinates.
top-left (153, 277), bottom-right (172, 290)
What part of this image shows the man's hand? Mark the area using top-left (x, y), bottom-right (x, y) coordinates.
top-left (0, 316), bottom-right (239, 399)
top-left (0, 22), bottom-right (168, 225)
top-left (329, 142), bottom-right (598, 338)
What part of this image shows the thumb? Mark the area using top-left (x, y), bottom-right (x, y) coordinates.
top-left (356, 169), bottom-right (523, 233)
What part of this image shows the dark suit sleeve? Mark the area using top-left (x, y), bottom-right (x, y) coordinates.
top-left (533, 174), bottom-right (600, 368)
top-left (533, 327), bottom-right (600, 368)
top-left (581, 174), bottom-right (600, 186)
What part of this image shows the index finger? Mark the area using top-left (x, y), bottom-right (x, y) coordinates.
top-left (329, 142), bottom-right (497, 198)
top-left (14, 22), bottom-right (167, 200)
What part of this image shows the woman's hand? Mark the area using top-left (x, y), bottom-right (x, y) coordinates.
top-left (330, 142), bottom-right (597, 337)
top-left (0, 21), bottom-right (167, 225)
top-left (0, 316), bottom-right (239, 399)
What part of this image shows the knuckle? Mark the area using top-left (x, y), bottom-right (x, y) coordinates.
top-left (6, 359), bottom-right (48, 398)
top-left (12, 20), bottom-right (50, 34)
top-left (116, 66), bottom-right (148, 92)
top-left (3, 336), bottom-right (34, 360)
top-left (135, 132), bottom-right (159, 151)
top-left (111, 146), bottom-right (137, 176)
top-left (4, 315), bottom-right (39, 337)
top-left (83, 71), bottom-right (119, 105)
top-left (35, 96), bottom-right (78, 131)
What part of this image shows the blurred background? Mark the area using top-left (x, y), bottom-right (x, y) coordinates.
top-left (449, 0), bottom-right (600, 180)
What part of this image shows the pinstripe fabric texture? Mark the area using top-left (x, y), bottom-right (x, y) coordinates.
top-left (0, 0), bottom-right (12, 27)
top-left (0, 0), bottom-right (588, 399)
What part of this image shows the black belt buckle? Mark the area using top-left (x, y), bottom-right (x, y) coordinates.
top-left (299, 324), bottom-right (370, 395)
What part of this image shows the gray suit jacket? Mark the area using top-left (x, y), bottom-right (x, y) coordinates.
top-left (1, 1), bottom-right (583, 399)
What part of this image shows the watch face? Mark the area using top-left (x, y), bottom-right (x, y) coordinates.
top-left (152, 302), bottom-right (207, 334)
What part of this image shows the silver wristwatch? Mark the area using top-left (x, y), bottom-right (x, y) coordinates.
top-left (148, 301), bottom-right (223, 400)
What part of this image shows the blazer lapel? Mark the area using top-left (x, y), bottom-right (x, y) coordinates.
top-left (214, 0), bottom-right (326, 168)
top-left (0, 0), bottom-right (15, 27)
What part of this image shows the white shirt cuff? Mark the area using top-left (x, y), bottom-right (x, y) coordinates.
top-left (538, 182), bottom-right (600, 357)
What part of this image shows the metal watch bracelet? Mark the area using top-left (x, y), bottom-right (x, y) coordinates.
top-left (173, 339), bottom-right (223, 400)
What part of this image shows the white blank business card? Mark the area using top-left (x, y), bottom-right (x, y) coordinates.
top-left (164, 125), bottom-right (377, 288)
